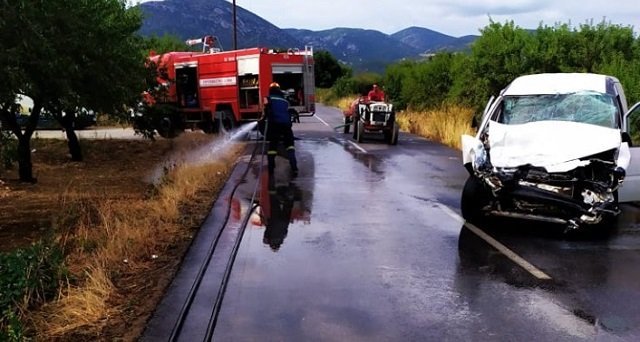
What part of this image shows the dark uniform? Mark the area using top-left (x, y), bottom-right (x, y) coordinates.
top-left (262, 181), bottom-right (303, 252)
top-left (264, 84), bottom-right (298, 176)
top-left (262, 185), bottom-right (294, 251)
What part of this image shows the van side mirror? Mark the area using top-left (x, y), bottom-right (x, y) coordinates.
top-left (622, 132), bottom-right (632, 147)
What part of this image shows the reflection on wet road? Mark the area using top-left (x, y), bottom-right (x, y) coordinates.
top-left (461, 211), bottom-right (640, 339)
top-left (146, 104), bottom-right (640, 341)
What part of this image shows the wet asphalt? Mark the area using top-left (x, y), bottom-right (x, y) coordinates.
top-left (144, 104), bottom-right (640, 341)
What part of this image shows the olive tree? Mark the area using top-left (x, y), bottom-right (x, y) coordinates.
top-left (314, 50), bottom-right (352, 88)
top-left (0, 0), bottom-right (146, 181)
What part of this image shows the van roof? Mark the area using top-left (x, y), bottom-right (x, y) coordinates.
top-left (503, 73), bottom-right (619, 96)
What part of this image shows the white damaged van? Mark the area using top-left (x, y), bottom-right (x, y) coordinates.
top-left (461, 73), bottom-right (640, 230)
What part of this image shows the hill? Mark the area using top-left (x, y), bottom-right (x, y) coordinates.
top-left (138, 0), bottom-right (300, 50)
top-left (284, 28), bottom-right (421, 72)
top-left (390, 27), bottom-right (478, 53)
top-left (137, 0), bottom-right (478, 72)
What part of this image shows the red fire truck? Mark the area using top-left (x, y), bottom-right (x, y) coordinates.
top-left (147, 40), bottom-right (315, 137)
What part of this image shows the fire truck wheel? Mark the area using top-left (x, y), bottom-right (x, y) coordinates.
top-left (289, 109), bottom-right (300, 123)
top-left (343, 117), bottom-right (350, 134)
top-left (158, 116), bottom-right (180, 139)
top-left (220, 110), bottom-right (235, 133)
top-left (356, 120), bottom-right (364, 143)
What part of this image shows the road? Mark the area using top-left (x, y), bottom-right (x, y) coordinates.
top-left (143, 104), bottom-right (640, 341)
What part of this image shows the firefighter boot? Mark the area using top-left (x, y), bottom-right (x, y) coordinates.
top-left (287, 148), bottom-right (298, 177)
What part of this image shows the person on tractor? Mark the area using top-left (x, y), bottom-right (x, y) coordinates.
top-left (263, 82), bottom-right (299, 177)
top-left (367, 84), bottom-right (385, 102)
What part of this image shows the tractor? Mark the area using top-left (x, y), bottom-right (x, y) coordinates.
top-left (343, 96), bottom-right (399, 145)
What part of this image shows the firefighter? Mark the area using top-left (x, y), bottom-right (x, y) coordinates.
top-left (367, 83), bottom-right (385, 102)
top-left (263, 82), bottom-right (298, 176)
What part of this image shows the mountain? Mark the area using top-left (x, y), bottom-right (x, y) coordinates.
top-left (436, 35), bottom-right (478, 52)
top-left (137, 0), bottom-right (477, 73)
top-left (284, 28), bottom-right (420, 72)
top-left (138, 0), bottom-right (300, 50)
top-left (390, 27), bottom-right (478, 53)
top-left (390, 27), bottom-right (455, 51)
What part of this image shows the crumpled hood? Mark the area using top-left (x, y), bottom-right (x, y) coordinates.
top-left (488, 120), bottom-right (622, 169)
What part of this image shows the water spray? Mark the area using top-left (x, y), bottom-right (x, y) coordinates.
top-left (148, 122), bottom-right (258, 185)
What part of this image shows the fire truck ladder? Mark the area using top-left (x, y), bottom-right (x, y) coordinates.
top-left (185, 35), bottom-right (223, 53)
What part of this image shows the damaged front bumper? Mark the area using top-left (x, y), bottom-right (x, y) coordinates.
top-left (461, 122), bottom-right (629, 229)
top-left (476, 164), bottom-right (624, 229)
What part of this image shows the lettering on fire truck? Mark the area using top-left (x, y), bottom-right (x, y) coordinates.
top-left (199, 77), bottom-right (237, 88)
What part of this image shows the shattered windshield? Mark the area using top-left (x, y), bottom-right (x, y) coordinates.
top-left (498, 92), bottom-right (619, 128)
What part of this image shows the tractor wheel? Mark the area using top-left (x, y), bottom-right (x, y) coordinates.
top-left (352, 113), bottom-right (359, 139)
top-left (389, 122), bottom-right (399, 145)
top-left (343, 117), bottom-right (351, 134)
top-left (356, 120), bottom-right (364, 143)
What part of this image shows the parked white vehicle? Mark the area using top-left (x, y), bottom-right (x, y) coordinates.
top-left (461, 73), bottom-right (640, 230)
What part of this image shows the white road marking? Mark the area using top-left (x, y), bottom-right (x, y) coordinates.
top-left (348, 140), bottom-right (368, 153)
top-left (436, 203), bottom-right (465, 224)
top-left (434, 202), bottom-right (553, 281)
top-left (314, 114), bottom-right (331, 127)
top-left (314, 112), bottom-right (367, 153)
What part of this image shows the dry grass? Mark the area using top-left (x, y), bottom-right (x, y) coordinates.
top-left (396, 104), bottom-right (477, 149)
top-left (315, 90), bottom-right (358, 110)
top-left (32, 267), bottom-right (116, 337)
top-left (24, 137), bottom-right (245, 340)
top-left (335, 96), bottom-right (357, 112)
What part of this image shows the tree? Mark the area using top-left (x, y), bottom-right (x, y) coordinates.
top-left (467, 20), bottom-right (537, 109)
top-left (402, 53), bottom-right (458, 110)
top-left (142, 34), bottom-right (190, 55)
top-left (314, 50), bottom-right (351, 88)
top-left (380, 18), bottom-right (640, 121)
top-left (0, 0), bottom-right (146, 180)
top-left (384, 60), bottom-right (415, 109)
top-left (0, 0), bottom-right (42, 181)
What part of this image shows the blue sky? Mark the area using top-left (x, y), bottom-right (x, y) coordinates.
top-left (134, 0), bottom-right (639, 37)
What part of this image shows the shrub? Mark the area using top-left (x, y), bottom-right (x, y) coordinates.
top-left (332, 73), bottom-right (383, 98)
top-left (0, 130), bottom-right (17, 171)
top-left (0, 242), bottom-right (66, 340)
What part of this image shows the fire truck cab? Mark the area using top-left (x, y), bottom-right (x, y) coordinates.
top-left (149, 44), bottom-right (315, 137)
